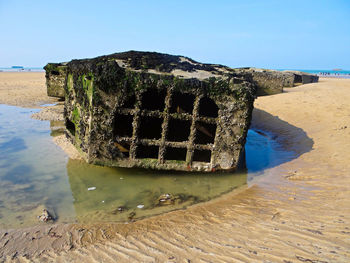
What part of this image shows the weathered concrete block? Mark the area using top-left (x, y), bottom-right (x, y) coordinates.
top-left (251, 70), bottom-right (293, 96)
top-left (283, 71), bottom-right (319, 85)
top-left (301, 73), bottom-right (319, 84)
top-left (44, 62), bottom-right (67, 98)
top-left (63, 51), bottom-right (256, 172)
top-left (233, 68), bottom-right (295, 96)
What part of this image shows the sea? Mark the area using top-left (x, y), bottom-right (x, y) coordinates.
top-left (0, 67), bottom-right (44, 72)
top-left (277, 69), bottom-right (350, 78)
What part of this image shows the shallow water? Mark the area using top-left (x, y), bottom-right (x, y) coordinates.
top-left (0, 104), bottom-right (294, 228)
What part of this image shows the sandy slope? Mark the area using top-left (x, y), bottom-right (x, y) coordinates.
top-left (0, 75), bottom-right (350, 262)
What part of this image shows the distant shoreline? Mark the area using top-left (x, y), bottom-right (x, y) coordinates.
top-left (0, 67), bottom-right (44, 72)
top-left (276, 68), bottom-right (350, 78)
top-left (316, 74), bottom-right (350, 79)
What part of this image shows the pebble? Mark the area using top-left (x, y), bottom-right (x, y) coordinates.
top-left (88, 187), bottom-right (96, 191)
top-left (128, 212), bottom-right (136, 220)
top-left (156, 193), bottom-right (177, 206)
top-left (37, 209), bottom-right (54, 222)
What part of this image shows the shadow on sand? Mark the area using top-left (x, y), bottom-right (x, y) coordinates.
top-left (247, 108), bottom-right (314, 172)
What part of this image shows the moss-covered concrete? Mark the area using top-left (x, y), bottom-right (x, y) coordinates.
top-left (44, 60), bottom-right (319, 100)
top-left (56, 51), bottom-right (257, 172)
top-left (232, 68), bottom-right (318, 96)
top-left (44, 63), bottom-right (67, 98)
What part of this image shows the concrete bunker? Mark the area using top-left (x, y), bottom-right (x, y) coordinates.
top-left (55, 51), bottom-right (257, 172)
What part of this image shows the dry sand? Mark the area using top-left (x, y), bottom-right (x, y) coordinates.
top-left (0, 74), bottom-right (350, 262)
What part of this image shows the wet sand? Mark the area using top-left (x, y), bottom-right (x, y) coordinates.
top-left (1, 73), bottom-right (350, 262)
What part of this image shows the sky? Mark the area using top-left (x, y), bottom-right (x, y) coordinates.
top-left (0, 0), bottom-right (349, 69)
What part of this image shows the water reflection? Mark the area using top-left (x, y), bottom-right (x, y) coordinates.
top-left (67, 160), bottom-right (247, 223)
top-left (245, 129), bottom-right (295, 181)
top-left (0, 104), bottom-right (74, 228)
top-left (0, 137), bottom-right (27, 156)
top-left (50, 120), bottom-right (65, 137)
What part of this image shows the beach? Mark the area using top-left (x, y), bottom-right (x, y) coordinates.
top-left (0, 72), bottom-right (52, 108)
top-left (0, 72), bottom-right (64, 122)
top-left (0, 73), bottom-right (349, 262)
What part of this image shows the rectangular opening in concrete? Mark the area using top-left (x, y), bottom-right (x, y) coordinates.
top-left (194, 122), bottom-right (216, 144)
top-left (66, 118), bottom-right (76, 136)
top-left (114, 141), bottom-right (130, 158)
top-left (141, 89), bottom-right (166, 111)
top-left (294, 74), bottom-right (302, 84)
top-left (51, 70), bottom-right (60, 75)
top-left (193, 149), bottom-right (211, 163)
top-left (139, 116), bottom-right (163, 139)
top-left (198, 97), bottom-right (218, 118)
top-left (114, 114), bottom-right (133, 138)
top-left (136, 145), bottom-right (159, 159)
top-left (170, 92), bottom-right (195, 114)
top-left (122, 95), bottom-right (136, 109)
top-left (165, 147), bottom-right (187, 161)
top-left (167, 119), bottom-right (191, 142)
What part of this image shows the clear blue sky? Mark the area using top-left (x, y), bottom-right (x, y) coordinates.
top-left (1, 0), bottom-right (349, 69)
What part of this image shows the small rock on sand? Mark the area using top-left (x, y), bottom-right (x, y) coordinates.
top-left (37, 209), bottom-right (54, 222)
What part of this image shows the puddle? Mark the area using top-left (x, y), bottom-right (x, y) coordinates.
top-left (245, 129), bottom-right (295, 181)
top-left (0, 104), bottom-right (72, 228)
top-left (0, 104), bottom-right (294, 228)
top-left (66, 160), bottom-right (247, 223)
top-left (40, 103), bottom-right (57, 107)
top-left (50, 120), bottom-right (65, 137)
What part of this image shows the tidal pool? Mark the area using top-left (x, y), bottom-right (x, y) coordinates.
top-left (0, 104), bottom-right (293, 228)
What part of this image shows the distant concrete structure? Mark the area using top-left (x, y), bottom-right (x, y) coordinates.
top-left (233, 68), bottom-right (318, 96)
top-left (283, 70), bottom-right (319, 85)
top-left (233, 68), bottom-right (294, 96)
top-left (44, 63), bottom-right (67, 98)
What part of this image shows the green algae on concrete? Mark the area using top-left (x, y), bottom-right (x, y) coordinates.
top-left (56, 51), bottom-right (258, 172)
top-left (44, 62), bottom-right (67, 98)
